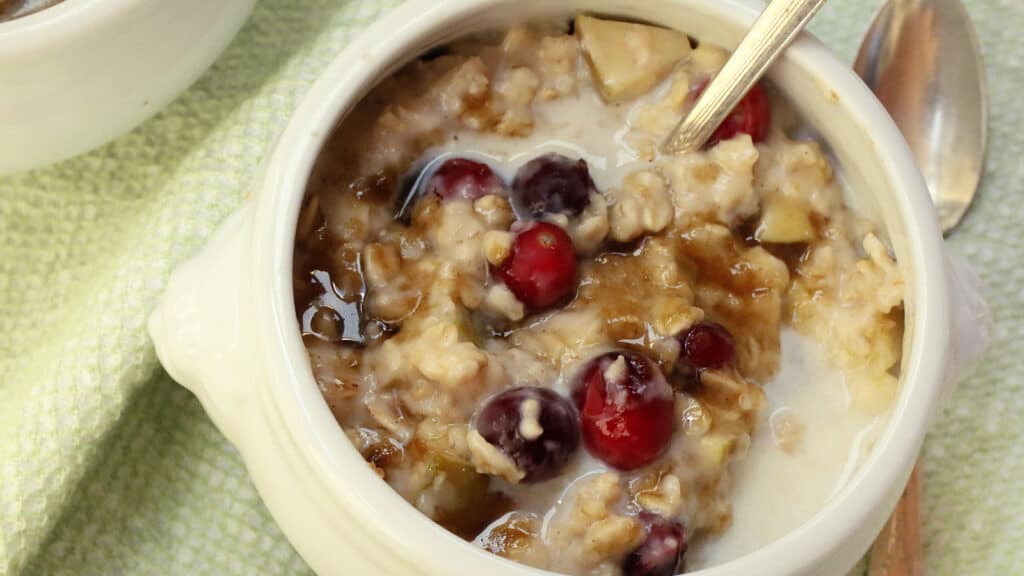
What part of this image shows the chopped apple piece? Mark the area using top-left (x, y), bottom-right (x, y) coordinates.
top-left (699, 434), bottom-right (736, 467)
top-left (577, 14), bottom-right (692, 102)
top-left (755, 196), bottom-right (816, 244)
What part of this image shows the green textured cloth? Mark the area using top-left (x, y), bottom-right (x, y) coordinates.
top-left (0, 0), bottom-right (1019, 574)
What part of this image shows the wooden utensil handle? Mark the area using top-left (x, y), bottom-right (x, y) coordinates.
top-left (868, 462), bottom-right (924, 576)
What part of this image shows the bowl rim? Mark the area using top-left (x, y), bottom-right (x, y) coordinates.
top-left (251, 0), bottom-right (949, 574)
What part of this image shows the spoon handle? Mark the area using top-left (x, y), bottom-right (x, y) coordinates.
top-left (664, 0), bottom-right (828, 154)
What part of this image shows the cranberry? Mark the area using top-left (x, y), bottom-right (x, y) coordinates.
top-left (497, 222), bottom-right (577, 310)
top-left (475, 387), bottom-right (581, 483)
top-left (680, 322), bottom-right (736, 370)
top-left (693, 80), bottom-right (771, 146)
top-left (623, 513), bottom-right (687, 576)
top-left (572, 351), bottom-right (675, 470)
top-left (676, 322), bottom-right (736, 385)
top-left (510, 153), bottom-right (596, 219)
top-left (425, 157), bottom-right (504, 200)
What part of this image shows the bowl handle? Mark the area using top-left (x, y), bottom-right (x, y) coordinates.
top-left (148, 206), bottom-right (260, 446)
top-left (940, 246), bottom-right (992, 408)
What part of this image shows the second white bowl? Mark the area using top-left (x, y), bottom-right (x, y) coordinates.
top-left (0, 0), bottom-right (257, 174)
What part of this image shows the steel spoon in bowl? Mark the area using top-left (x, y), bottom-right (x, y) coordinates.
top-left (664, 0), bottom-right (828, 153)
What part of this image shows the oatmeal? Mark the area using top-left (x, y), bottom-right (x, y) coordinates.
top-left (293, 16), bottom-right (904, 576)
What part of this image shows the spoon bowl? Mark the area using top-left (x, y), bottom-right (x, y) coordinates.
top-left (854, 0), bottom-right (988, 234)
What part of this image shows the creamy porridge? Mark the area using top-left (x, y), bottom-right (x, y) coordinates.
top-left (0, 0), bottom-right (63, 21)
top-left (293, 15), bottom-right (904, 576)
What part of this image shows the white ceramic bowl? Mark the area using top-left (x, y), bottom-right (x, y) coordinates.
top-left (148, 0), bottom-right (986, 574)
top-left (0, 0), bottom-right (257, 174)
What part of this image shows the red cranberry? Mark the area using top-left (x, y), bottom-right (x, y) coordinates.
top-left (497, 222), bottom-right (577, 310)
top-left (693, 80), bottom-right (771, 146)
top-left (425, 157), bottom-right (504, 200)
top-left (510, 153), bottom-right (596, 219)
top-left (475, 387), bottom-right (581, 483)
top-left (623, 513), bottom-right (687, 576)
top-left (572, 351), bottom-right (675, 470)
top-left (679, 322), bottom-right (736, 374)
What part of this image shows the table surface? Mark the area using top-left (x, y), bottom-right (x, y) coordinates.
top-left (0, 1), bottom-right (1020, 575)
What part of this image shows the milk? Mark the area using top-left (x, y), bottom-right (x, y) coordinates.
top-left (689, 329), bottom-right (885, 568)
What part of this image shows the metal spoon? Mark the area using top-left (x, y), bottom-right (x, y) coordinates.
top-left (0, 0), bottom-right (61, 22)
top-left (854, 0), bottom-right (988, 234)
top-left (665, 0), bottom-right (828, 153)
top-left (856, 1), bottom-right (988, 573)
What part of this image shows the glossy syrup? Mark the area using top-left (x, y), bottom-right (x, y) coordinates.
top-left (293, 199), bottom-right (372, 346)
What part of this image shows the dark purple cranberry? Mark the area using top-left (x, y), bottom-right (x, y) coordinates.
top-left (623, 513), bottom-right (687, 576)
top-left (677, 322), bottom-right (736, 380)
top-left (425, 157), bottom-right (505, 200)
top-left (572, 351), bottom-right (674, 470)
top-left (510, 153), bottom-right (596, 219)
top-left (475, 387), bottom-right (580, 483)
